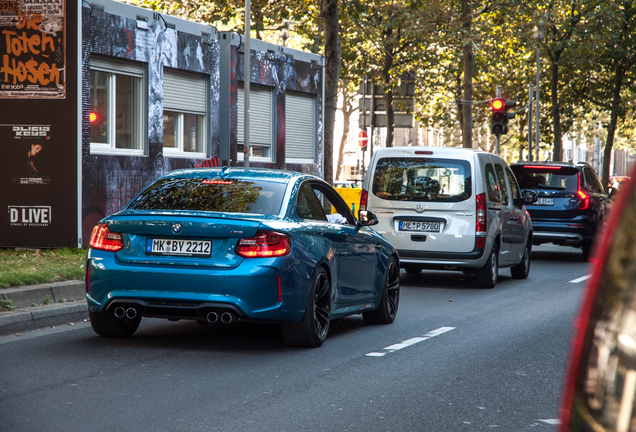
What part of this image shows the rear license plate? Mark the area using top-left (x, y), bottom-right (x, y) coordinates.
top-left (399, 221), bottom-right (441, 233)
top-left (536, 198), bottom-right (554, 206)
top-left (145, 239), bottom-right (212, 257)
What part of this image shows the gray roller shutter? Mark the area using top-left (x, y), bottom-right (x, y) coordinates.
top-left (285, 91), bottom-right (316, 161)
top-left (90, 56), bottom-right (144, 77)
top-left (163, 68), bottom-right (207, 115)
top-left (237, 83), bottom-right (273, 148)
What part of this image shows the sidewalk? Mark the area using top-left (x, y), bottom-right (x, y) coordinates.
top-left (0, 280), bottom-right (88, 335)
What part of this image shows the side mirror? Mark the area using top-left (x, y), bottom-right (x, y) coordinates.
top-left (515, 190), bottom-right (538, 207)
top-left (358, 210), bottom-right (379, 227)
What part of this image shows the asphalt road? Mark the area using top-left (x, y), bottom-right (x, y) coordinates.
top-left (0, 245), bottom-right (589, 432)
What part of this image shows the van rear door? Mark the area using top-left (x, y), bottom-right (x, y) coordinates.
top-left (365, 155), bottom-right (476, 254)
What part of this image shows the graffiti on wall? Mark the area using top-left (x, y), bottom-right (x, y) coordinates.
top-left (0, 0), bottom-right (66, 98)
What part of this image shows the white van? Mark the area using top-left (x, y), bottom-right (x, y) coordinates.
top-left (360, 146), bottom-right (537, 288)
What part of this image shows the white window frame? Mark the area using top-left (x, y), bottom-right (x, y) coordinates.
top-left (237, 82), bottom-right (274, 163)
top-left (89, 56), bottom-right (145, 156)
top-left (162, 68), bottom-right (208, 158)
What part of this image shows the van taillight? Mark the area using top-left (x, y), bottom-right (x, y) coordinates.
top-left (89, 223), bottom-right (124, 252)
top-left (476, 193), bottom-right (487, 232)
top-left (236, 231), bottom-right (291, 258)
top-left (360, 189), bottom-right (368, 212)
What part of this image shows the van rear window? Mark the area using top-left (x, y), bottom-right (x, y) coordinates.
top-left (372, 158), bottom-right (472, 202)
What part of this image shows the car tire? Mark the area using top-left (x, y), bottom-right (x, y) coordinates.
top-left (404, 265), bottom-right (421, 275)
top-left (88, 307), bottom-right (141, 337)
top-left (477, 244), bottom-right (498, 289)
top-left (582, 243), bottom-right (592, 261)
top-left (280, 267), bottom-right (331, 348)
top-left (510, 244), bottom-right (531, 279)
top-left (363, 256), bottom-right (400, 325)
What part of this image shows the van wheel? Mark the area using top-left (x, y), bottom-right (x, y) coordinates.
top-left (477, 245), bottom-right (498, 288)
top-left (511, 244), bottom-right (531, 279)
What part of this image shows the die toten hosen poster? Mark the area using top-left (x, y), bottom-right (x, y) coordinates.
top-left (0, 0), bottom-right (66, 98)
top-left (0, 0), bottom-right (77, 248)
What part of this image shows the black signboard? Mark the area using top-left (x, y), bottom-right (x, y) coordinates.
top-left (0, 0), bottom-right (78, 247)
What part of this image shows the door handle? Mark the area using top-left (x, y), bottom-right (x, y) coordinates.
top-left (375, 244), bottom-right (382, 250)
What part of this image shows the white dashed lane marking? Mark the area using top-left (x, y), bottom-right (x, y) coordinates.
top-left (366, 326), bottom-right (455, 357)
top-left (569, 274), bottom-right (591, 284)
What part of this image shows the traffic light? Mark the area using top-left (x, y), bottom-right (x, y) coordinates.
top-left (490, 98), bottom-right (516, 135)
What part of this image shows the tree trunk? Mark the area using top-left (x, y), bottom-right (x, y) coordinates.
top-left (602, 65), bottom-right (625, 191)
top-left (322, 0), bottom-right (341, 184)
top-left (461, 0), bottom-right (473, 149)
top-left (549, 53), bottom-right (563, 161)
top-left (335, 85), bottom-right (353, 181)
top-left (455, 70), bottom-right (464, 138)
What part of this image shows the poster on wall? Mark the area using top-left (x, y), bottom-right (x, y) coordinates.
top-left (0, 0), bottom-right (66, 98)
top-left (0, 0), bottom-right (76, 248)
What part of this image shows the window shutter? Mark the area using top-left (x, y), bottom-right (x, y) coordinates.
top-left (237, 83), bottom-right (273, 147)
top-left (285, 91), bottom-right (316, 161)
top-left (163, 68), bottom-right (207, 115)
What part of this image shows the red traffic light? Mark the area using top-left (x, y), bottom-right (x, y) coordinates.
top-left (492, 99), bottom-right (504, 111)
top-left (90, 112), bottom-right (98, 123)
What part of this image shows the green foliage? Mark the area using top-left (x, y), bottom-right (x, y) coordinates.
top-left (1, 298), bottom-right (15, 311)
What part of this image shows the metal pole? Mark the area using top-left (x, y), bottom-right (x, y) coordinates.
top-left (243, 0), bottom-right (251, 168)
top-left (528, 84), bottom-right (533, 161)
top-left (496, 135), bottom-right (501, 155)
top-left (535, 47), bottom-right (540, 162)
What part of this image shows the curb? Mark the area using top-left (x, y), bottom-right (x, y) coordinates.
top-left (0, 280), bottom-right (88, 336)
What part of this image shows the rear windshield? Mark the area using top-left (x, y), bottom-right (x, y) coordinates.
top-left (129, 178), bottom-right (287, 215)
top-left (510, 166), bottom-right (579, 192)
top-left (372, 157), bottom-right (472, 202)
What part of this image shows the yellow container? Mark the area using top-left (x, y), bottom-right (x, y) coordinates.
top-left (333, 187), bottom-right (362, 215)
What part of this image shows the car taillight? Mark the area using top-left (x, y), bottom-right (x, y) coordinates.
top-left (89, 223), bottom-right (124, 252)
top-left (236, 231), bottom-right (291, 258)
top-left (577, 189), bottom-right (590, 210)
top-left (360, 189), bottom-right (368, 212)
top-left (476, 193), bottom-right (487, 232)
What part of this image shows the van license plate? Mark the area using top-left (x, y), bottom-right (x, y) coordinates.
top-left (399, 221), bottom-right (441, 233)
top-left (146, 239), bottom-right (211, 257)
top-left (536, 198), bottom-right (554, 206)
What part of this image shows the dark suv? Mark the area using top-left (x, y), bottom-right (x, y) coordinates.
top-left (510, 162), bottom-right (609, 260)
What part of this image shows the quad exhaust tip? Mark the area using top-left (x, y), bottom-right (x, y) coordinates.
top-left (221, 312), bottom-right (234, 324)
top-left (113, 306), bottom-right (137, 319)
top-left (207, 312), bottom-right (219, 324)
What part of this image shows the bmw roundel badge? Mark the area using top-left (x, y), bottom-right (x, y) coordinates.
top-left (172, 223), bottom-right (182, 234)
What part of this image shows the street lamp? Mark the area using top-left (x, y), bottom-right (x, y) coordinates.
top-left (533, 19), bottom-right (544, 161)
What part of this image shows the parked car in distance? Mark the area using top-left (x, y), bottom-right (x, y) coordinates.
top-left (86, 168), bottom-right (400, 347)
top-left (559, 170), bottom-right (636, 431)
top-left (510, 162), bottom-right (609, 261)
top-left (360, 146), bottom-right (537, 288)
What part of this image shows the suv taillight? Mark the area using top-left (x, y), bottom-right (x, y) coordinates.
top-left (476, 193), bottom-right (487, 232)
top-left (236, 231), bottom-right (291, 258)
top-left (360, 189), bottom-right (368, 212)
top-left (577, 173), bottom-right (590, 210)
top-left (89, 223), bottom-right (124, 252)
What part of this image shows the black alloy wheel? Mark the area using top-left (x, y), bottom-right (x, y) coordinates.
top-left (363, 256), bottom-right (400, 324)
top-left (281, 267), bottom-right (331, 347)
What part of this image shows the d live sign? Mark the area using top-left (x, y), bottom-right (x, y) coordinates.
top-left (9, 205), bottom-right (50, 226)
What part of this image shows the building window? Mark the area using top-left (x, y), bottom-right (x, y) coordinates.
top-left (163, 68), bottom-right (208, 157)
top-left (285, 91), bottom-right (316, 162)
top-left (89, 56), bottom-right (145, 154)
top-left (237, 82), bottom-right (273, 161)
